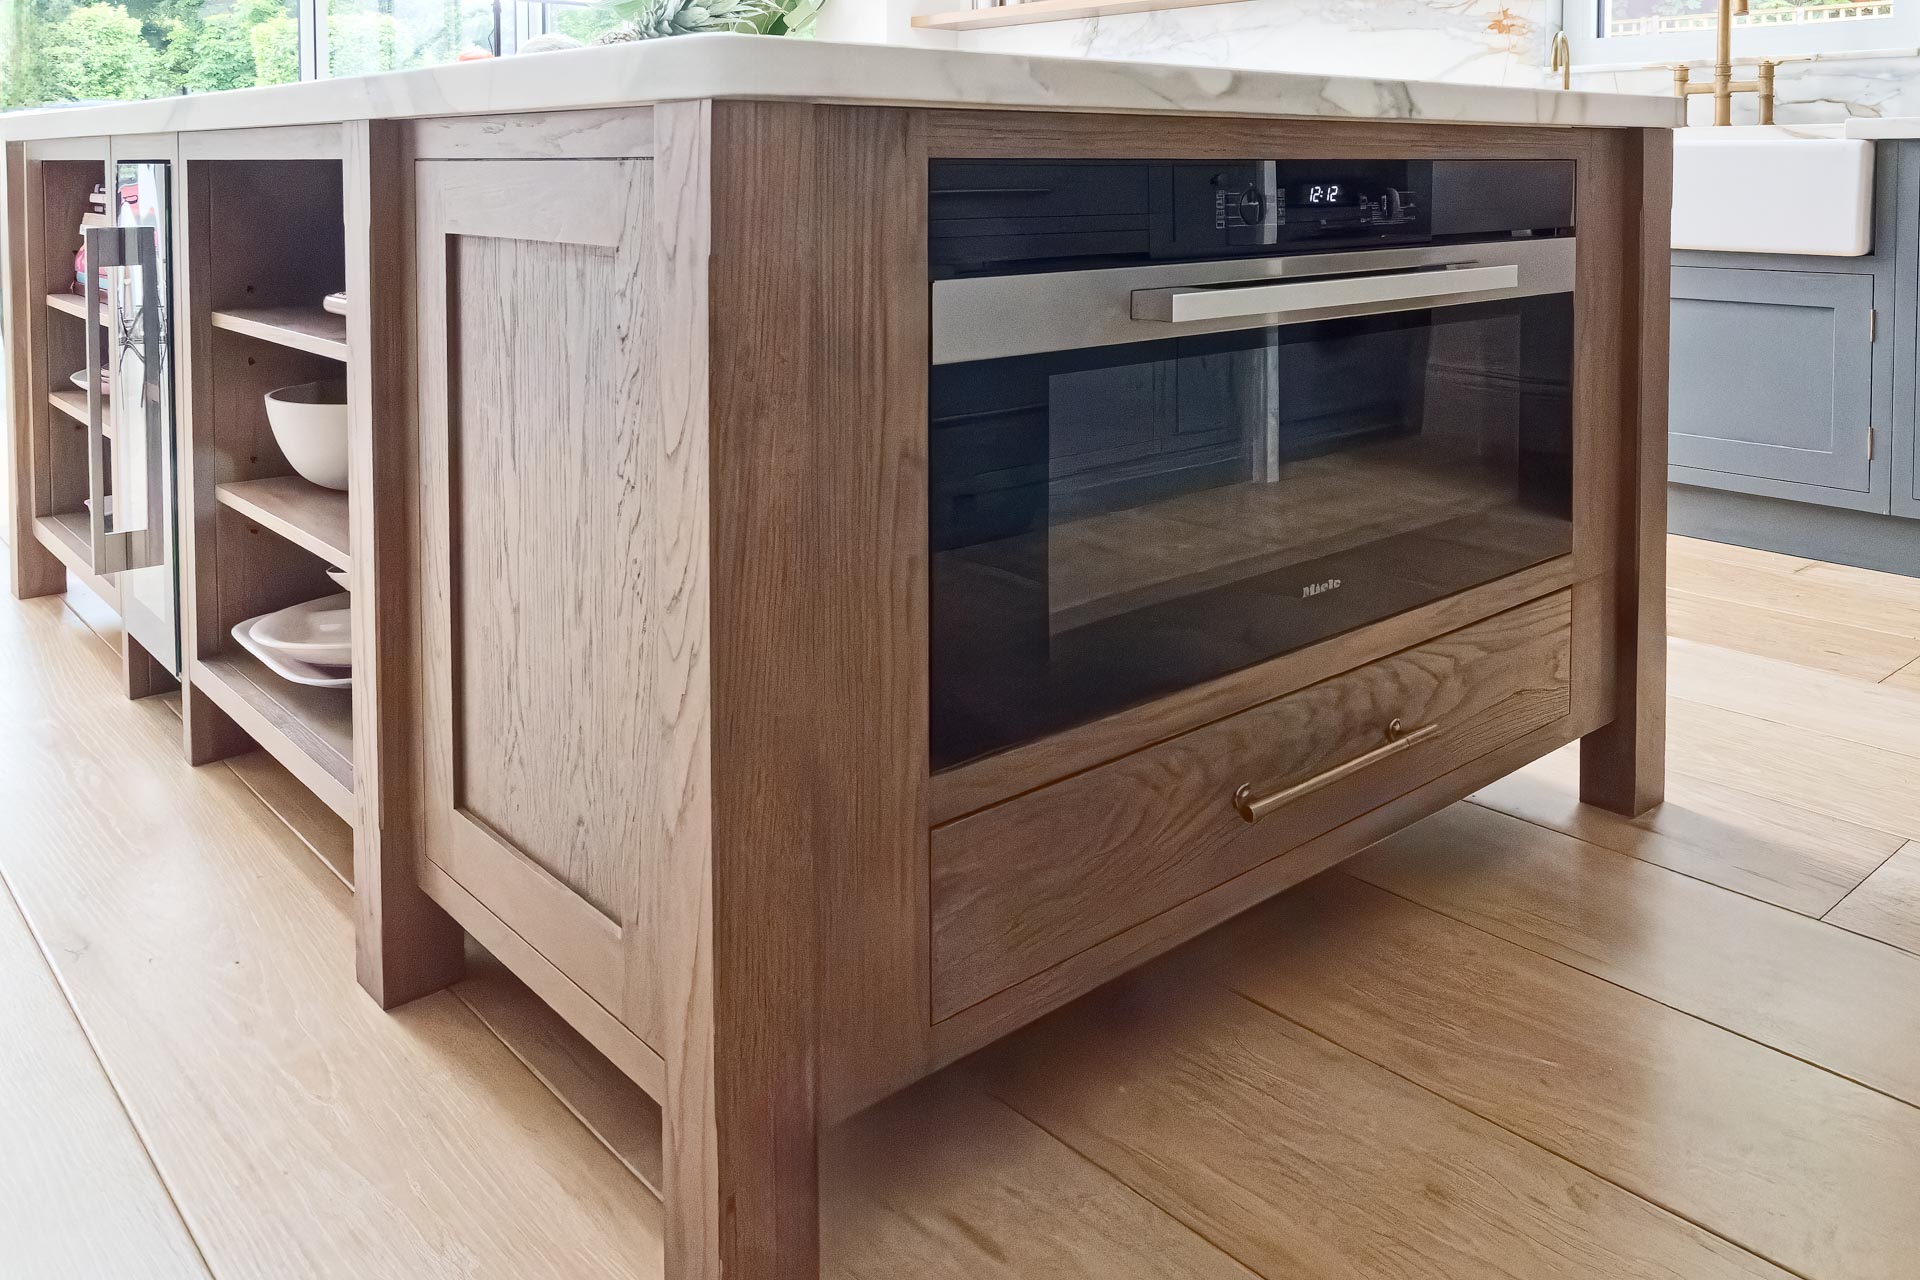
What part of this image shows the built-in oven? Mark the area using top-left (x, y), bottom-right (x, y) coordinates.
top-left (928, 158), bottom-right (1577, 771)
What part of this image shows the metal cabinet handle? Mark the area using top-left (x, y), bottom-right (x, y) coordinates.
top-left (1232, 718), bottom-right (1441, 824)
top-left (1132, 263), bottom-right (1520, 324)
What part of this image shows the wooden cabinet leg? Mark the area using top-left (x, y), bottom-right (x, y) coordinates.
top-left (184, 679), bottom-right (251, 765)
top-left (1581, 127), bottom-right (1670, 820)
top-left (9, 537), bottom-right (64, 600)
top-left (122, 634), bottom-right (178, 701)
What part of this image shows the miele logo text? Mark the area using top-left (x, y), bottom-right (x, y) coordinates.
top-left (1301, 579), bottom-right (1342, 598)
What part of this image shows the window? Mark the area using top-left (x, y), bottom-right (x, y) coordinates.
top-left (0, 0), bottom-right (620, 109)
top-left (1572, 0), bottom-right (1918, 64)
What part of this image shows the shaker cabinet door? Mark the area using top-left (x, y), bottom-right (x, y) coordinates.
top-left (1669, 265), bottom-right (1886, 511)
top-left (413, 156), bottom-right (666, 1051)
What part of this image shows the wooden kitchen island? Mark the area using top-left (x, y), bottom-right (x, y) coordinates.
top-left (2, 37), bottom-right (1682, 1279)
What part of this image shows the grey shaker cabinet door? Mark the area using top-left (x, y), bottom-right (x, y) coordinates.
top-left (1670, 266), bottom-right (1884, 509)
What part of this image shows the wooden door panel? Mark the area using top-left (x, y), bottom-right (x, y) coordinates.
top-left (415, 157), bottom-right (661, 1048)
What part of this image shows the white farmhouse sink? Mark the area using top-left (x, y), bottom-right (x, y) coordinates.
top-left (1672, 129), bottom-right (1873, 257)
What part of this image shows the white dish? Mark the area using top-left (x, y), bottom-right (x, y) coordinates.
top-left (325, 568), bottom-right (350, 590)
top-left (250, 592), bottom-right (352, 666)
top-left (69, 368), bottom-right (107, 396)
top-left (232, 615), bottom-right (352, 688)
top-left (322, 291), bottom-right (348, 316)
top-left (264, 380), bottom-right (349, 491)
top-left (81, 495), bottom-right (113, 519)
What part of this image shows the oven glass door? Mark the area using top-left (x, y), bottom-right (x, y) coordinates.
top-left (929, 288), bottom-right (1574, 771)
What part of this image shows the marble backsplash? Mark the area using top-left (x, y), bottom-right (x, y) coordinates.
top-left (1573, 50), bottom-right (1920, 123)
top-left (954, 0), bottom-right (1561, 87)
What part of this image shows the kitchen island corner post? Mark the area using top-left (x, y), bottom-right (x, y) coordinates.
top-left (347, 116), bottom-right (467, 1006)
top-left (1580, 125), bottom-right (1672, 818)
top-left (4, 141), bottom-right (68, 601)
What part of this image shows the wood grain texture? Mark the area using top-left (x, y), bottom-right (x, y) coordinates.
top-left (214, 476), bottom-right (349, 569)
top-left (345, 119), bottom-right (466, 1008)
top-left (1470, 743), bottom-right (1901, 915)
top-left (1349, 801), bottom-right (1920, 1108)
top-left (1668, 635), bottom-right (1920, 762)
top-left (209, 305), bottom-right (348, 361)
top-left (932, 590), bottom-right (1572, 1019)
top-left (1885, 656), bottom-right (1920, 692)
top-left (1210, 873), bottom-right (1920, 1280)
top-left (223, 747), bottom-right (354, 888)
top-left (193, 650), bottom-right (353, 818)
top-left (1668, 588), bottom-right (1920, 682)
top-left (409, 107), bottom-right (656, 160)
top-left (1825, 842), bottom-right (1920, 954)
top-left (1668, 697), bottom-right (1920, 839)
top-left (0, 592), bottom-right (667, 1279)
top-left (822, 1079), bottom-right (1258, 1280)
top-left (1669, 539), bottom-right (1920, 638)
top-left (5, 143), bottom-right (65, 599)
top-left (454, 947), bottom-right (665, 1197)
top-left (412, 153), bottom-right (664, 1040)
top-left (0, 878), bottom-right (209, 1279)
top-left (1580, 127), bottom-right (1670, 817)
top-left (979, 979), bottom-right (1789, 1280)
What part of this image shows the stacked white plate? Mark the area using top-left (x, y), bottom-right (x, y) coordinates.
top-left (233, 593), bottom-right (352, 688)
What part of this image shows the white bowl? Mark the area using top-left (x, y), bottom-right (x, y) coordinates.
top-left (264, 380), bottom-right (349, 491)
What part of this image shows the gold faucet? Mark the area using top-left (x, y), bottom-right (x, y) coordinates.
top-left (1671, 0), bottom-right (1775, 126)
top-left (1551, 31), bottom-right (1571, 90)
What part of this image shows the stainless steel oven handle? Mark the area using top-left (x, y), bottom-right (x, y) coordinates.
top-left (1131, 262), bottom-right (1520, 324)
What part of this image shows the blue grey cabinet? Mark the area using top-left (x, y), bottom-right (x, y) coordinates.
top-left (1669, 265), bottom-right (1889, 513)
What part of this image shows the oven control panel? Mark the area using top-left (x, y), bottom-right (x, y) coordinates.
top-left (1155, 160), bottom-right (1431, 259)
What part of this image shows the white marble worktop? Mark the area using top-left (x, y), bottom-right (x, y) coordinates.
top-left (1843, 117), bottom-right (1920, 139)
top-left (1, 33), bottom-right (1683, 142)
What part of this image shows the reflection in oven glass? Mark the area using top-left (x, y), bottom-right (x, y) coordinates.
top-left (929, 296), bottom-right (1574, 771)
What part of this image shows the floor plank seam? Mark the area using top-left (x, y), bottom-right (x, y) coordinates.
top-left (1214, 982), bottom-right (1823, 1280)
top-left (0, 870), bottom-right (219, 1278)
top-left (1664, 585), bottom-right (1920, 646)
top-left (969, 1081), bottom-right (1268, 1279)
top-left (1820, 843), bottom-right (1911, 925)
top-left (1458, 794), bottom-right (1868, 920)
top-left (1337, 867), bottom-right (1920, 1118)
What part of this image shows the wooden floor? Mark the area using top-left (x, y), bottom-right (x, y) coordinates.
top-left (5, 535), bottom-right (1920, 1279)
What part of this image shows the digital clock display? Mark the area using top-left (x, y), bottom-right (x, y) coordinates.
top-left (1289, 180), bottom-right (1363, 208)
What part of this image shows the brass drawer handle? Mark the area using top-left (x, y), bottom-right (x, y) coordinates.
top-left (1232, 718), bottom-right (1441, 824)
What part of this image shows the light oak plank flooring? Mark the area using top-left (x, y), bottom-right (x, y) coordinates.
top-left (1349, 802), bottom-right (1920, 1107)
top-left (1469, 742), bottom-right (1901, 916)
top-left (1666, 589), bottom-right (1920, 682)
top-left (977, 978), bottom-right (1790, 1280)
top-left (1886, 655), bottom-right (1920, 692)
top-left (0, 594), bottom-right (665, 1279)
top-left (1826, 843), bottom-right (1920, 955)
top-left (1207, 874), bottom-right (1920, 1280)
top-left (0, 879), bottom-right (209, 1279)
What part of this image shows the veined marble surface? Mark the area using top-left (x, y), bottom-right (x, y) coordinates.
top-left (959, 0), bottom-right (1558, 90)
top-left (0, 33), bottom-right (1680, 141)
top-left (1573, 49), bottom-right (1920, 126)
top-left (1844, 115), bottom-right (1920, 137)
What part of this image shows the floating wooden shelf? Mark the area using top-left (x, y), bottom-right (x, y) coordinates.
top-left (194, 650), bottom-right (354, 822)
top-left (45, 291), bottom-right (107, 325)
top-left (210, 305), bottom-right (349, 361)
top-left (913, 0), bottom-right (1244, 31)
top-left (216, 476), bottom-right (351, 570)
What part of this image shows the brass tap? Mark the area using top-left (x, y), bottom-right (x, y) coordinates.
top-left (1671, 0), bottom-right (1776, 125)
top-left (1551, 30), bottom-right (1572, 90)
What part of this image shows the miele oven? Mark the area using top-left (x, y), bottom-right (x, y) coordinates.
top-left (927, 157), bottom-right (1578, 771)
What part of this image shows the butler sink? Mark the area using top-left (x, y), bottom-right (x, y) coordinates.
top-left (1672, 126), bottom-right (1873, 257)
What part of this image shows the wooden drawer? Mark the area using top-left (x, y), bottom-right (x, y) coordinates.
top-left (930, 589), bottom-right (1573, 1020)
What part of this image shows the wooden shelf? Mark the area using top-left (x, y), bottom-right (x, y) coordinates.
top-left (194, 650), bottom-right (354, 822)
top-left (48, 387), bottom-right (112, 438)
top-left (216, 476), bottom-right (351, 570)
top-left (914, 0), bottom-right (1244, 30)
top-left (210, 306), bottom-right (348, 361)
top-left (45, 291), bottom-right (107, 325)
top-left (30, 511), bottom-right (119, 610)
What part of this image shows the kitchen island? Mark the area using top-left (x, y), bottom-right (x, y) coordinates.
top-left (2, 38), bottom-right (1681, 1279)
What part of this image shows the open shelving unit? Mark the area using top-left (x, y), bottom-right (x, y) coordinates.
top-left (182, 151), bottom-right (357, 858)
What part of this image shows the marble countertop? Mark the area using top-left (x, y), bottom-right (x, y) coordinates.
top-left (1843, 117), bottom-right (1920, 139)
top-left (1, 33), bottom-right (1683, 141)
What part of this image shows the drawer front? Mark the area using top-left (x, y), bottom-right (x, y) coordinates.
top-left (930, 589), bottom-right (1573, 1020)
